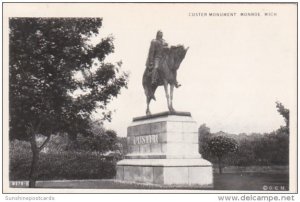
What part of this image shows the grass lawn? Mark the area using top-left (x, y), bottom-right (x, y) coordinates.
top-left (213, 173), bottom-right (289, 191)
top-left (31, 172), bottom-right (289, 190)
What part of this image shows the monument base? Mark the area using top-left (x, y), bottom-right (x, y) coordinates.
top-left (116, 111), bottom-right (213, 187)
top-left (116, 159), bottom-right (213, 186)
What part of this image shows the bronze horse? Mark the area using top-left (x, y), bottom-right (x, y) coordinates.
top-left (142, 45), bottom-right (189, 115)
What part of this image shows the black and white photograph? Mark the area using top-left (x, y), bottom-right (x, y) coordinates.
top-left (2, 2), bottom-right (297, 196)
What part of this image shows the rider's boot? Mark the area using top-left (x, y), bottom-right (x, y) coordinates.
top-left (174, 81), bottom-right (181, 88)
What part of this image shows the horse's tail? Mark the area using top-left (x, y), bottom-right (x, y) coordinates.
top-left (142, 68), bottom-right (157, 101)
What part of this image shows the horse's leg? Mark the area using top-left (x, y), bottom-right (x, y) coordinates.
top-left (146, 96), bottom-right (151, 115)
top-left (144, 85), bottom-right (152, 115)
top-left (169, 84), bottom-right (175, 112)
top-left (163, 80), bottom-right (171, 111)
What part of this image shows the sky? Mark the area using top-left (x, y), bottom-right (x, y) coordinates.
top-left (6, 3), bottom-right (295, 137)
top-left (82, 4), bottom-right (295, 137)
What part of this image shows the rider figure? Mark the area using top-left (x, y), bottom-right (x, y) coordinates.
top-left (146, 30), bottom-right (181, 88)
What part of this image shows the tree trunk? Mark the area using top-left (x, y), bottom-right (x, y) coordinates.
top-left (218, 157), bottom-right (222, 174)
top-left (29, 134), bottom-right (39, 188)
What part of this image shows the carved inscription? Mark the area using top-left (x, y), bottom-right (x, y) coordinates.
top-left (133, 134), bottom-right (158, 145)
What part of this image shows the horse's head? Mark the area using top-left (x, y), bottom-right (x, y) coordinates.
top-left (168, 45), bottom-right (189, 70)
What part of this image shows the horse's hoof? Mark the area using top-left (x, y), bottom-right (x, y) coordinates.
top-left (146, 110), bottom-right (151, 116)
top-left (169, 107), bottom-right (176, 113)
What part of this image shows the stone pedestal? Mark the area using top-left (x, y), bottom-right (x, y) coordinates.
top-left (116, 112), bottom-right (213, 187)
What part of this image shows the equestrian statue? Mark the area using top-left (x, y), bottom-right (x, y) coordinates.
top-left (143, 30), bottom-right (189, 115)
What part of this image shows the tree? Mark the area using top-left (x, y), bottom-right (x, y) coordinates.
top-left (275, 101), bottom-right (289, 134)
top-left (117, 137), bottom-right (128, 157)
top-left (198, 124), bottom-right (212, 159)
top-left (207, 136), bottom-right (238, 174)
top-left (73, 128), bottom-right (118, 155)
top-left (9, 18), bottom-right (128, 187)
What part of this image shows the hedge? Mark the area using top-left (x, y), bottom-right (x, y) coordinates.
top-left (10, 142), bottom-right (116, 181)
